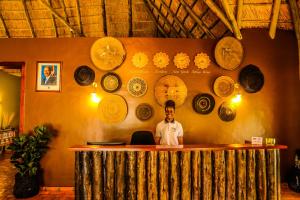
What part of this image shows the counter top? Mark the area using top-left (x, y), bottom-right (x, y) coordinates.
top-left (69, 144), bottom-right (288, 151)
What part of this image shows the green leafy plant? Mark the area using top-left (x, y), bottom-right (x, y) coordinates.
top-left (8, 125), bottom-right (53, 177)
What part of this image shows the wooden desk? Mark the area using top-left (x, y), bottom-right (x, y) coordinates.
top-left (70, 144), bottom-right (287, 200)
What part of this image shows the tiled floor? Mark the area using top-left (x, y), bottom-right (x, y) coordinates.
top-left (1, 151), bottom-right (300, 200)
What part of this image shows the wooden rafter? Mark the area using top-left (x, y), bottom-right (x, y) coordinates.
top-left (0, 11), bottom-right (9, 38)
top-left (144, 0), bottom-right (168, 37)
top-left (269, 0), bottom-right (281, 39)
top-left (161, 0), bottom-right (192, 38)
top-left (49, 0), bottom-right (58, 37)
top-left (289, 0), bottom-right (300, 79)
top-left (75, 0), bottom-right (84, 36)
top-left (101, 0), bottom-right (107, 36)
top-left (220, 0), bottom-right (242, 40)
top-left (21, 0), bottom-right (36, 37)
top-left (145, 0), bottom-right (180, 37)
top-left (128, 0), bottom-right (133, 36)
top-left (203, 0), bottom-right (233, 33)
top-left (237, 0), bottom-right (243, 28)
top-left (180, 0), bottom-right (215, 39)
top-left (38, 0), bottom-right (81, 36)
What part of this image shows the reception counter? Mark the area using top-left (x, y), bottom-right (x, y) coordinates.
top-left (70, 144), bottom-right (287, 200)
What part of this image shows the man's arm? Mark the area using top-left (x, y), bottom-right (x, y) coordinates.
top-left (155, 137), bottom-right (160, 145)
top-left (178, 136), bottom-right (183, 145)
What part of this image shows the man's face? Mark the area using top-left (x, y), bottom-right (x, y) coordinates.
top-left (43, 67), bottom-right (50, 77)
top-left (165, 107), bottom-right (175, 121)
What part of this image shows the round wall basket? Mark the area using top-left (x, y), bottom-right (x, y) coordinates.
top-left (90, 37), bottom-right (126, 71)
top-left (218, 102), bottom-right (236, 122)
top-left (192, 93), bottom-right (215, 114)
top-left (135, 103), bottom-right (153, 121)
top-left (239, 64), bottom-right (264, 93)
top-left (213, 76), bottom-right (235, 97)
top-left (154, 75), bottom-right (187, 107)
top-left (127, 77), bottom-right (147, 97)
top-left (98, 94), bottom-right (128, 124)
top-left (74, 65), bottom-right (95, 86)
top-left (101, 72), bottom-right (121, 93)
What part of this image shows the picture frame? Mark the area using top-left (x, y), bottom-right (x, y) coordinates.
top-left (36, 62), bottom-right (61, 92)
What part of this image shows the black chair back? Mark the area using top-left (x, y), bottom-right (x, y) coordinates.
top-left (130, 131), bottom-right (155, 145)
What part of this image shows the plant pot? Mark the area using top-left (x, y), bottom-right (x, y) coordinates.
top-left (13, 173), bottom-right (39, 198)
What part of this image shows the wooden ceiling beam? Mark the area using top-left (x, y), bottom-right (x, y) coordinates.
top-left (220, 0), bottom-right (242, 39)
top-left (269, 0), bottom-right (281, 39)
top-left (128, 0), bottom-right (133, 37)
top-left (237, 0), bottom-right (243, 28)
top-left (145, 0), bottom-right (180, 37)
top-left (38, 0), bottom-right (81, 36)
top-left (49, 0), bottom-right (58, 37)
top-left (21, 0), bottom-right (36, 38)
top-left (101, 0), bottom-right (107, 36)
top-left (203, 0), bottom-right (233, 33)
top-left (161, 0), bottom-right (192, 38)
top-left (0, 11), bottom-right (9, 38)
top-left (180, 0), bottom-right (215, 39)
top-left (289, 0), bottom-right (300, 79)
top-left (143, 0), bottom-right (168, 37)
top-left (75, 0), bottom-right (84, 36)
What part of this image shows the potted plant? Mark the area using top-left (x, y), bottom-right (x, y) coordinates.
top-left (8, 125), bottom-right (53, 198)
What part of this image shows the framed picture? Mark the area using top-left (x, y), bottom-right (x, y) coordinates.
top-left (36, 62), bottom-right (61, 92)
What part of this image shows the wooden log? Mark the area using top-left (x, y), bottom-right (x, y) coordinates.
top-left (191, 151), bottom-right (201, 199)
top-left (214, 150), bottom-right (225, 200)
top-left (181, 151), bottom-right (191, 200)
top-left (75, 152), bottom-right (83, 200)
top-left (237, 0), bottom-right (243, 28)
top-left (92, 152), bottom-right (104, 200)
top-left (226, 150), bottom-right (236, 200)
top-left (179, 0), bottom-right (216, 39)
top-left (220, 0), bottom-right (242, 39)
top-left (137, 152), bottom-right (146, 200)
top-left (105, 152), bottom-right (115, 200)
top-left (82, 152), bottom-right (92, 200)
top-left (21, 0), bottom-right (36, 38)
top-left (237, 150), bottom-right (246, 200)
top-left (202, 151), bottom-right (212, 200)
top-left (256, 149), bottom-right (267, 200)
top-left (159, 151), bottom-right (169, 200)
top-left (247, 150), bottom-right (256, 199)
top-left (147, 151), bottom-right (158, 200)
top-left (269, 0), bottom-right (281, 39)
top-left (170, 151), bottom-right (180, 200)
top-left (127, 151), bottom-right (137, 200)
top-left (277, 149), bottom-right (281, 200)
top-left (116, 152), bottom-right (125, 200)
top-left (203, 0), bottom-right (233, 33)
top-left (266, 149), bottom-right (278, 200)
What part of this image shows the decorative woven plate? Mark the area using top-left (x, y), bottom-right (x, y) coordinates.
top-left (101, 72), bottom-right (121, 93)
top-left (194, 53), bottom-right (210, 69)
top-left (90, 37), bottom-right (126, 71)
top-left (74, 65), bottom-right (95, 86)
top-left (132, 52), bottom-right (148, 68)
top-left (213, 76), bottom-right (235, 97)
top-left (192, 93), bottom-right (215, 114)
top-left (153, 52), bottom-right (169, 68)
top-left (174, 52), bottom-right (190, 69)
top-left (214, 36), bottom-right (244, 70)
top-left (127, 77), bottom-right (147, 97)
top-left (154, 75), bottom-right (187, 107)
top-left (135, 103), bottom-right (153, 121)
top-left (239, 64), bottom-right (264, 93)
top-left (98, 94), bottom-right (128, 124)
top-left (218, 102), bottom-right (236, 122)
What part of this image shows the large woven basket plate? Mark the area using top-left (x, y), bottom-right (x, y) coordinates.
top-left (98, 94), bottom-right (128, 124)
top-left (239, 64), bottom-right (264, 93)
top-left (193, 93), bottom-right (215, 114)
top-left (135, 103), bottom-right (154, 121)
top-left (74, 65), bottom-right (95, 86)
top-left (218, 102), bottom-right (236, 122)
top-left (127, 77), bottom-right (147, 97)
top-left (101, 72), bottom-right (121, 93)
top-left (90, 37), bottom-right (126, 71)
top-left (154, 75), bottom-right (187, 107)
top-left (213, 76), bottom-right (235, 97)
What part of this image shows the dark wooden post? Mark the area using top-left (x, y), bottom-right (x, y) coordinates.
top-left (214, 150), bottom-right (225, 199)
top-left (256, 149), bottom-right (267, 200)
top-left (226, 150), bottom-right (236, 200)
top-left (247, 149), bottom-right (256, 199)
top-left (147, 151), bottom-right (158, 200)
top-left (82, 152), bottom-right (92, 200)
top-left (202, 151), bottom-right (212, 199)
top-left (92, 152), bottom-right (104, 200)
top-left (75, 152), bottom-right (83, 200)
top-left (181, 151), bottom-right (191, 200)
top-left (170, 151), bottom-right (180, 200)
top-left (116, 152), bottom-right (125, 200)
top-left (127, 151), bottom-right (137, 200)
top-left (137, 152), bottom-right (146, 200)
top-left (237, 150), bottom-right (246, 200)
top-left (159, 151), bottom-right (169, 200)
top-left (191, 151), bottom-right (201, 199)
top-left (105, 152), bottom-right (115, 200)
top-left (267, 149), bottom-right (278, 200)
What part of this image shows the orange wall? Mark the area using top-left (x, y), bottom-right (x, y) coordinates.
top-left (0, 29), bottom-right (298, 186)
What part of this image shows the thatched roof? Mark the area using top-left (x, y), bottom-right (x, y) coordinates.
top-left (0, 0), bottom-right (297, 39)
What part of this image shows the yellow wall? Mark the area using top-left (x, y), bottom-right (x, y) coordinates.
top-left (0, 71), bottom-right (20, 129)
top-left (0, 29), bottom-right (298, 186)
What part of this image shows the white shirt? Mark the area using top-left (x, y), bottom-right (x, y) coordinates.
top-left (155, 120), bottom-right (183, 145)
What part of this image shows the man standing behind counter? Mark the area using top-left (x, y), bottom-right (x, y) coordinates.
top-left (155, 100), bottom-right (183, 145)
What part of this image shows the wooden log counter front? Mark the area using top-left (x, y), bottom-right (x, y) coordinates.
top-left (70, 144), bottom-right (287, 200)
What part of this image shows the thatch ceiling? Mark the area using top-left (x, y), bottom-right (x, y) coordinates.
top-left (0, 0), bottom-right (298, 39)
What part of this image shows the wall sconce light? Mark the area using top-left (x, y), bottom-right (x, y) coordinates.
top-left (90, 82), bottom-right (101, 103)
top-left (231, 83), bottom-right (242, 106)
